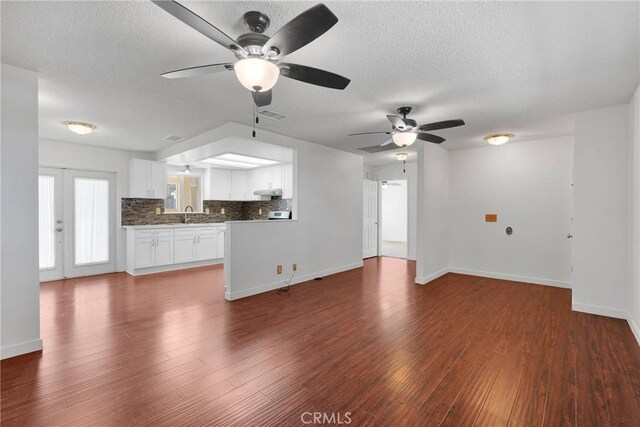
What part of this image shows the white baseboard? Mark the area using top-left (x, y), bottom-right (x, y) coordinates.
top-left (415, 268), bottom-right (450, 285)
top-left (449, 267), bottom-right (572, 289)
top-left (225, 261), bottom-right (364, 300)
top-left (628, 317), bottom-right (640, 347)
top-left (571, 300), bottom-right (628, 319)
top-left (1, 338), bottom-right (43, 360)
top-left (126, 258), bottom-right (222, 276)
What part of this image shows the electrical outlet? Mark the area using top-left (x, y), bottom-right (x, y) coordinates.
top-left (259, 208), bottom-right (263, 215)
top-left (221, 208), bottom-right (225, 215)
top-left (277, 265), bottom-right (283, 274)
top-left (205, 208), bottom-right (210, 215)
top-left (293, 263), bottom-right (297, 272)
top-left (155, 207), bottom-right (162, 215)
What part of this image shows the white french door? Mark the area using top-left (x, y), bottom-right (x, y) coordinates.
top-left (363, 179), bottom-right (379, 258)
top-left (39, 168), bottom-right (116, 281)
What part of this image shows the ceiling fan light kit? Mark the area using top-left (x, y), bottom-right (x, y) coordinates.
top-left (153, 1), bottom-right (350, 109)
top-left (351, 106), bottom-right (466, 152)
top-left (392, 132), bottom-right (417, 147)
top-left (234, 58), bottom-right (280, 92)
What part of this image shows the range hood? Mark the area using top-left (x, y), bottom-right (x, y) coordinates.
top-left (253, 188), bottom-right (282, 197)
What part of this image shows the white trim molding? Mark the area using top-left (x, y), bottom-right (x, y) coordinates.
top-left (415, 268), bottom-right (449, 285)
top-left (1, 338), bottom-right (43, 360)
top-left (225, 261), bottom-right (363, 301)
top-left (571, 300), bottom-right (628, 320)
top-left (448, 267), bottom-right (572, 289)
top-left (628, 317), bottom-right (640, 347)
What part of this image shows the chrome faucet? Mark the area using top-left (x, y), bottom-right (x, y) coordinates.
top-left (184, 205), bottom-right (193, 223)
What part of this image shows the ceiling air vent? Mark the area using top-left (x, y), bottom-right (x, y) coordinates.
top-left (258, 110), bottom-right (287, 121)
top-left (163, 135), bottom-right (183, 142)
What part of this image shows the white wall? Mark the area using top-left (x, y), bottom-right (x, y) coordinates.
top-left (573, 104), bottom-right (630, 319)
top-left (416, 143), bottom-right (450, 284)
top-left (1, 64), bottom-right (42, 359)
top-left (369, 162), bottom-right (417, 260)
top-left (629, 85), bottom-right (640, 342)
top-left (39, 139), bottom-right (153, 271)
top-left (448, 137), bottom-right (574, 287)
top-left (381, 180), bottom-right (408, 242)
top-left (178, 124), bottom-right (364, 300)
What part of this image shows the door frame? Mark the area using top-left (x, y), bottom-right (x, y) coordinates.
top-left (39, 167), bottom-right (65, 282)
top-left (379, 179), bottom-right (409, 259)
top-left (363, 179), bottom-right (379, 258)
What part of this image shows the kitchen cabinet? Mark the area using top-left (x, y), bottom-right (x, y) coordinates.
top-left (282, 163), bottom-right (293, 199)
top-left (247, 169), bottom-right (261, 200)
top-left (131, 229), bottom-right (174, 270)
top-left (208, 169), bottom-right (231, 200)
top-left (130, 159), bottom-right (167, 199)
top-left (230, 170), bottom-right (247, 200)
top-left (125, 225), bottom-right (225, 276)
top-left (257, 165), bottom-right (283, 190)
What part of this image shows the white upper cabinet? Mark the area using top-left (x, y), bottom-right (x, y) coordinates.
top-left (203, 163), bottom-right (293, 201)
top-left (282, 163), bottom-right (293, 199)
top-left (130, 159), bottom-right (167, 199)
top-left (208, 169), bottom-right (231, 200)
top-left (230, 170), bottom-right (247, 200)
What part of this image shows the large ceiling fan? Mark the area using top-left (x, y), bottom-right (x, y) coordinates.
top-left (351, 107), bottom-right (465, 152)
top-left (152, 1), bottom-right (351, 107)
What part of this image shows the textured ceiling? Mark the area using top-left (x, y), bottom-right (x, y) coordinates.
top-left (2, 1), bottom-right (638, 165)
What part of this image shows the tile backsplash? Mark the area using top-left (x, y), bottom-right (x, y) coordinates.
top-left (121, 198), bottom-right (293, 225)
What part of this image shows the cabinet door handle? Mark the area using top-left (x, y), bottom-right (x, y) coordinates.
top-left (151, 238), bottom-right (155, 247)
top-left (193, 236), bottom-right (196, 244)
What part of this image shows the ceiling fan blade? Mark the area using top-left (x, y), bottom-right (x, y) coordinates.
top-left (416, 133), bottom-right (446, 144)
top-left (152, 1), bottom-right (246, 54)
top-left (261, 4), bottom-right (338, 57)
top-left (380, 138), bottom-right (395, 146)
top-left (348, 131), bottom-right (391, 136)
top-left (418, 119), bottom-right (465, 132)
top-left (252, 90), bottom-right (272, 107)
top-left (161, 63), bottom-right (234, 79)
top-left (387, 115), bottom-right (407, 131)
top-left (279, 63), bottom-right (350, 89)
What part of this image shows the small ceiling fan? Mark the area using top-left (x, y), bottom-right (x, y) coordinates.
top-left (152, 1), bottom-right (351, 107)
top-left (351, 107), bottom-right (465, 150)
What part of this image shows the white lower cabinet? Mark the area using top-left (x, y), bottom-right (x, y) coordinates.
top-left (125, 225), bottom-right (225, 276)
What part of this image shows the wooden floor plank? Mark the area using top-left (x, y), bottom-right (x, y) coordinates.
top-left (2, 258), bottom-right (639, 425)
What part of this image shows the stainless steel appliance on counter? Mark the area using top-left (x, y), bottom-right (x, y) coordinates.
top-left (267, 211), bottom-right (292, 220)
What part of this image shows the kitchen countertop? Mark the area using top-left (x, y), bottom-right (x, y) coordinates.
top-left (123, 223), bottom-right (226, 229)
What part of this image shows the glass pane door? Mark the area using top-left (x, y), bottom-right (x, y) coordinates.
top-left (39, 168), bottom-right (64, 282)
top-left (74, 178), bottom-right (110, 265)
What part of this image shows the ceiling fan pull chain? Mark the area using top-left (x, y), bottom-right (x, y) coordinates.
top-left (252, 94), bottom-right (257, 138)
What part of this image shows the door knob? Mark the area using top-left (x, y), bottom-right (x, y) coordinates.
top-left (56, 227), bottom-right (63, 232)
top-left (567, 234), bottom-right (573, 238)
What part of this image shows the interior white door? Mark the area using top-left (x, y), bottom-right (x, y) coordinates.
top-left (363, 179), bottom-right (379, 258)
top-left (39, 168), bottom-right (65, 282)
top-left (64, 169), bottom-right (116, 278)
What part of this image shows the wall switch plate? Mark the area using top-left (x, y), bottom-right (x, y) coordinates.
top-left (259, 208), bottom-right (263, 215)
top-left (293, 263), bottom-right (297, 272)
top-left (155, 207), bottom-right (162, 215)
top-left (277, 265), bottom-right (283, 274)
top-left (221, 208), bottom-right (225, 215)
top-left (205, 208), bottom-right (210, 215)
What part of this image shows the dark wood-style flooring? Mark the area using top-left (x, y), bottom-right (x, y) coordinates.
top-left (2, 257), bottom-right (640, 426)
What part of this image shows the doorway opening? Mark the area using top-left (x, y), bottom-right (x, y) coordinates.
top-left (38, 167), bottom-right (116, 282)
top-left (380, 179), bottom-right (408, 259)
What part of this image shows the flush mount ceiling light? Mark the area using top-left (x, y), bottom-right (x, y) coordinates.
top-left (183, 165), bottom-right (192, 174)
top-left (234, 58), bottom-right (280, 92)
top-left (484, 133), bottom-right (513, 146)
top-left (395, 152), bottom-right (408, 161)
top-left (64, 121), bottom-right (96, 135)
